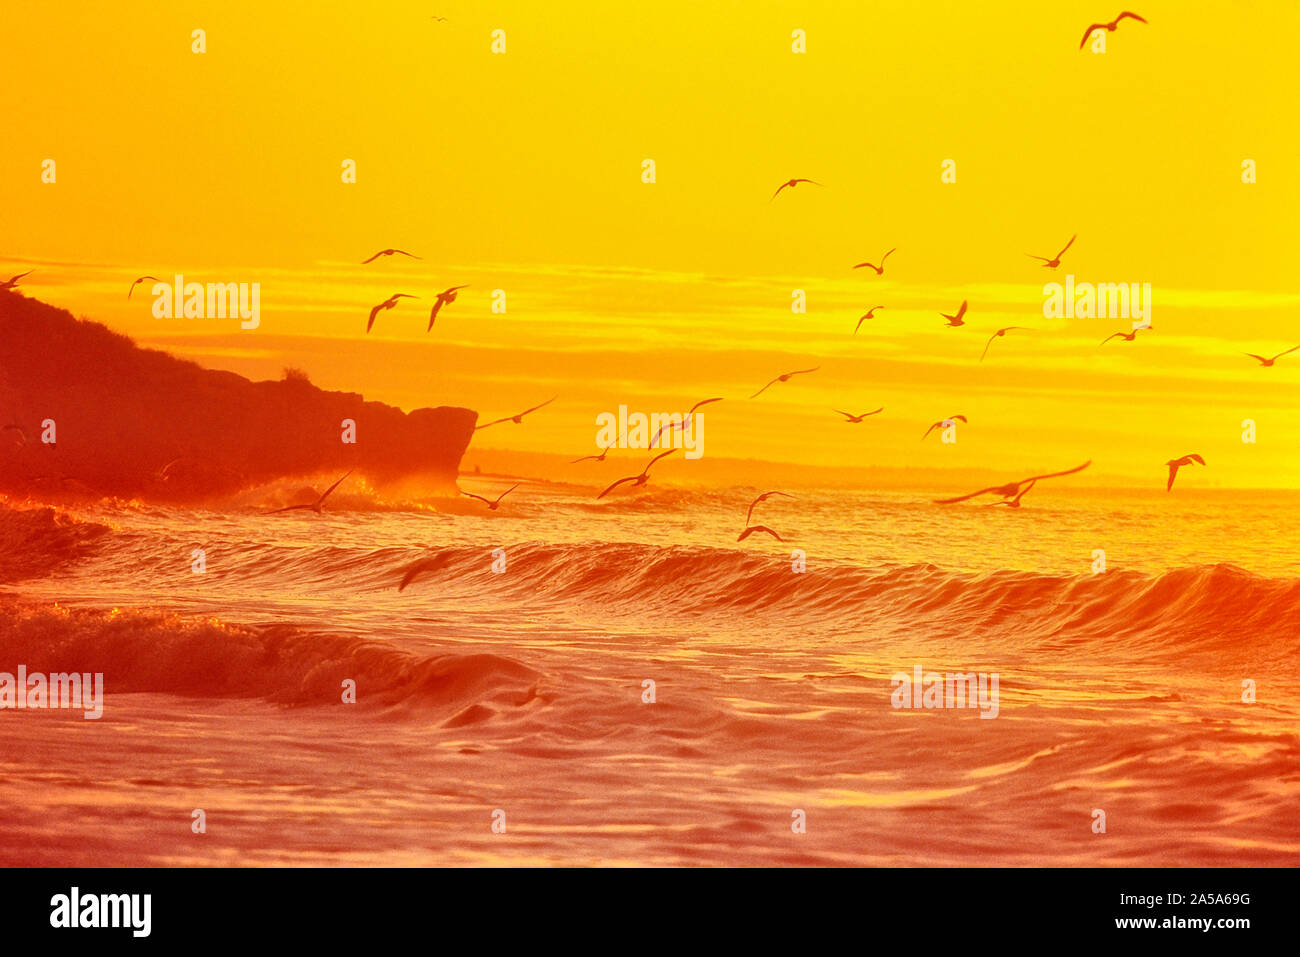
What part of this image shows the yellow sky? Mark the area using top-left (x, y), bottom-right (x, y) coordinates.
top-left (3, 0), bottom-right (1300, 487)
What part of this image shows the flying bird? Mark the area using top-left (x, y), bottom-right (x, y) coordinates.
top-left (1079, 11), bottom-right (1148, 49)
top-left (1101, 328), bottom-right (1148, 344)
top-left (570, 445), bottom-right (612, 464)
top-left (941, 300), bottom-right (968, 327)
top-left (128, 275), bottom-right (161, 299)
top-left (980, 327), bottom-right (1026, 362)
top-left (361, 248), bottom-right (421, 264)
top-left (0, 270), bottom-right (32, 291)
top-left (462, 484), bottom-right (518, 510)
top-left (751, 367), bottom-right (819, 399)
top-left (649, 397), bottom-right (723, 448)
top-left (427, 284), bottom-right (469, 330)
top-left (475, 396), bottom-right (557, 430)
top-left (771, 178), bottom-right (822, 200)
top-left (738, 525), bottom-right (784, 543)
top-left (853, 249), bottom-right (895, 275)
top-left (367, 293), bottom-right (419, 333)
top-left (834, 408), bottom-right (884, 423)
top-left (1165, 454), bottom-right (1205, 491)
top-left (988, 479), bottom-right (1036, 508)
top-left (854, 306), bottom-right (884, 335)
top-left (1027, 235), bottom-right (1076, 269)
top-left (933, 461), bottom-right (1091, 504)
top-left (922, 415), bottom-right (967, 440)
top-left (746, 490), bottom-right (795, 525)
top-left (1244, 345), bottom-right (1300, 367)
top-left (597, 449), bottom-right (676, 499)
top-left (267, 470), bottom-right (353, 514)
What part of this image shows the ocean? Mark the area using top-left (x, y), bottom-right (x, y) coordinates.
top-left (1, 481), bottom-right (1297, 866)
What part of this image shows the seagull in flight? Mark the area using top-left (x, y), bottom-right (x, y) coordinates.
top-left (941, 300), bottom-right (968, 327)
top-left (771, 178), bottom-right (822, 200)
top-left (475, 396), bottom-right (557, 430)
top-left (597, 449), bottom-right (676, 499)
top-left (922, 415), bottom-right (966, 439)
top-left (267, 470), bottom-right (353, 514)
top-left (571, 445), bottom-right (612, 464)
top-left (367, 294), bottom-right (419, 333)
top-left (751, 367), bottom-right (819, 399)
top-left (1244, 345), bottom-right (1300, 367)
top-left (0, 270), bottom-right (32, 291)
top-left (1080, 11), bottom-right (1147, 49)
top-left (853, 249), bottom-right (895, 275)
top-left (933, 461), bottom-right (1091, 504)
top-left (980, 327), bottom-right (1026, 362)
top-left (738, 525), bottom-right (784, 543)
top-left (1101, 327), bottom-right (1149, 344)
top-left (128, 275), bottom-right (161, 299)
top-left (462, 484), bottom-right (518, 510)
top-left (1165, 454), bottom-right (1205, 491)
top-left (649, 397), bottom-right (723, 448)
top-left (361, 248), bottom-right (421, 264)
top-left (988, 479), bottom-right (1035, 508)
top-left (834, 408), bottom-right (883, 423)
top-left (427, 284), bottom-right (469, 330)
top-left (854, 306), bottom-right (884, 335)
top-left (1027, 235), bottom-right (1076, 268)
top-left (746, 490), bottom-right (795, 525)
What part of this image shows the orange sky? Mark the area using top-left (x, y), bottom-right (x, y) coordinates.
top-left (3, 0), bottom-right (1300, 487)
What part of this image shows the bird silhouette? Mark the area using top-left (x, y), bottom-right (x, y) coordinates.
top-left (649, 397), bottom-right (723, 448)
top-left (475, 396), bottom-right (557, 430)
top-left (267, 471), bottom-right (353, 514)
top-left (834, 408), bottom-right (884, 423)
top-left (427, 284), bottom-right (469, 330)
top-left (0, 270), bottom-right (32, 291)
top-left (853, 249), bottom-right (895, 275)
top-left (746, 490), bottom-right (795, 525)
top-left (934, 461), bottom-right (1091, 504)
top-left (570, 445), bottom-right (612, 464)
top-left (1244, 346), bottom-right (1300, 367)
top-left (980, 327), bottom-right (1026, 362)
top-left (854, 306), bottom-right (884, 335)
top-left (941, 300), bottom-right (968, 327)
top-left (771, 178), bottom-right (822, 200)
top-left (1101, 327), bottom-right (1149, 344)
top-left (367, 294), bottom-right (419, 333)
top-left (361, 248), bottom-right (421, 264)
top-left (462, 484), bottom-right (518, 510)
top-left (1165, 454), bottom-right (1205, 491)
top-left (1027, 235), bottom-right (1076, 268)
top-left (922, 415), bottom-right (967, 439)
top-left (597, 449), bottom-right (676, 499)
top-left (751, 367), bottom-right (819, 399)
top-left (988, 479), bottom-right (1035, 508)
top-left (738, 525), bottom-right (784, 543)
top-left (128, 275), bottom-right (161, 299)
top-left (1080, 11), bottom-right (1147, 49)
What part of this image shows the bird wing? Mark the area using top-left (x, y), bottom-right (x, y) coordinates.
top-left (881, 248), bottom-right (895, 264)
top-left (750, 378), bottom-right (779, 399)
top-left (934, 484), bottom-right (1008, 504)
top-left (570, 453), bottom-right (598, 463)
top-left (395, 250), bottom-right (421, 259)
top-left (854, 315), bottom-right (867, 335)
top-left (834, 409), bottom-right (856, 420)
top-left (427, 299), bottom-right (444, 331)
top-left (1102, 333), bottom-right (1125, 344)
top-left (852, 262), bottom-right (872, 270)
top-left (442, 284), bottom-right (470, 294)
top-left (1244, 353), bottom-right (1268, 363)
top-left (1056, 234), bottom-right (1077, 259)
top-left (1021, 460), bottom-right (1092, 484)
top-left (461, 491), bottom-right (493, 505)
top-left (1117, 11), bottom-right (1148, 24)
top-left (1026, 254), bottom-right (1052, 262)
top-left (1274, 345), bottom-right (1300, 360)
top-left (865, 407), bottom-right (884, 416)
top-left (318, 469), bottom-right (354, 504)
top-left (641, 448), bottom-right (677, 475)
top-left (922, 422), bottom-right (939, 439)
top-left (956, 300), bottom-right (968, 319)
top-left (1080, 23), bottom-right (1106, 48)
top-left (979, 333), bottom-right (998, 362)
top-left (749, 525), bottom-right (784, 542)
top-left (950, 415), bottom-right (968, 423)
top-left (267, 503), bottom-right (314, 514)
top-left (789, 366), bottom-right (820, 377)
top-left (361, 251), bottom-right (383, 264)
top-left (688, 397), bottom-right (723, 414)
top-left (366, 303), bottom-right (384, 333)
top-left (771, 183), bottom-right (790, 200)
top-left (1188, 454), bottom-right (1206, 466)
top-left (494, 484), bottom-right (520, 505)
top-left (518, 395), bottom-right (558, 418)
top-left (1166, 463), bottom-right (1178, 491)
top-left (597, 476), bottom-right (637, 499)
top-left (473, 416), bottom-right (513, 430)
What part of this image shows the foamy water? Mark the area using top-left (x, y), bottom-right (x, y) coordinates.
top-left (1, 484), bottom-right (1297, 865)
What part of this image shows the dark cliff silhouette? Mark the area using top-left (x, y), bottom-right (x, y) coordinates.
top-left (0, 290), bottom-right (476, 499)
